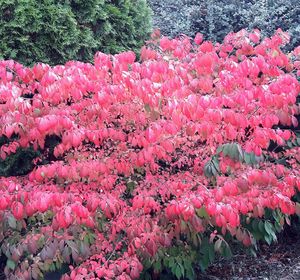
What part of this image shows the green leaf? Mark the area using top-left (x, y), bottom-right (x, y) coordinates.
top-left (179, 261), bottom-right (185, 278)
top-left (175, 265), bottom-right (182, 279)
top-left (237, 143), bottom-right (244, 161)
top-left (244, 152), bottom-right (251, 164)
top-left (252, 230), bottom-right (263, 240)
top-left (208, 244), bottom-right (215, 262)
top-left (204, 163), bottom-right (212, 178)
top-left (88, 233), bottom-right (95, 244)
top-left (6, 259), bottom-right (16, 270)
top-left (83, 234), bottom-right (89, 245)
top-left (153, 260), bottom-right (162, 273)
top-left (196, 207), bottom-right (209, 219)
top-left (258, 220), bottom-right (265, 233)
top-left (80, 241), bottom-right (90, 257)
top-left (212, 158), bottom-right (220, 170)
top-left (169, 257), bottom-right (175, 269)
top-left (8, 215), bottom-right (17, 229)
top-left (222, 243), bottom-right (232, 259)
top-left (251, 219), bottom-right (259, 232)
top-left (200, 237), bottom-right (209, 254)
top-left (264, 221), bottom-right (274, 236)
top-left (287, 141), bottom-right (293, 148)
top-left (264, 234), bottom-right (272, 245)
top-left (216, 145), bottom-right (223, 154)
top-left (270, 231), bottom-right (277, 243)
top-left (126, 181), bottom-right (136, 193)
top-left (48, 262), bottom-right (55, 272)
top-left (274, 221), bottom-right (283, 233)
top-left (144, 103), bottom-right (151, 112)
top-left (199, 255), bottom-right (209, 272)
top-left (183, 259), bottom-right (195, 280)
top-left (228, 143), bottom-right (239, 161)
top-left (211, 164), bottom-right (218, 176)
top-left (222, 144), bottom-right (231, 157)
top-left (272, 210), bottom-right (281, 223)
top-left (38, 236), bottom-right (45, 248)
top-left (250, 153), bottom-right (257, 165)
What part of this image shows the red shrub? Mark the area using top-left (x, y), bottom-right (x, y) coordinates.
top-left (0, 28), bottom-right (300, 279)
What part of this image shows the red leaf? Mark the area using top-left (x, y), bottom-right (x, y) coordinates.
top-left (194, 33), bottom-right (203, 45)
top-left (12, 201), bottom-right (24, 220)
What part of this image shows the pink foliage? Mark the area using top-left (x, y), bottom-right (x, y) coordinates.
top-left (0, 28), bottom-right (300, 279)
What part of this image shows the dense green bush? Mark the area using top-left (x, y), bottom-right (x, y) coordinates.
top-left (0, 0), bottom-right (152, 66)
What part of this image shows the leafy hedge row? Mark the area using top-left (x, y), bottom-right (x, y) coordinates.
top-left (0, 0), bottom-right (152, 66)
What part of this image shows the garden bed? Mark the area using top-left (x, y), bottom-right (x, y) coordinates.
top-left (203, 224), bottom-right (300, 279)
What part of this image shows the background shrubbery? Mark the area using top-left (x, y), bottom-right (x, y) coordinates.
top-left (148, 0), bottom-right (300, 51)
top-left (0, 0), bottom-right (152, 66)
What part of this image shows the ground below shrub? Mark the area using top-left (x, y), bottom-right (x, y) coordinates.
top-left (202, 224), bottom-right (300, 280)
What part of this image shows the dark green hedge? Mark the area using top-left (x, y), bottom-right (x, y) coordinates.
top-left (0, 0), bottom-right (152, 66)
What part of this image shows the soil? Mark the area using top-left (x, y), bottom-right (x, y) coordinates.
top-left (200, 224), bottom-right (300, 280)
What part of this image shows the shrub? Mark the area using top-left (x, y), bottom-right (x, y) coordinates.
top-left (0, 29), bottom-right (300, 279)
top-left (0, 0), bottom-right (152, 66)
top-left (148, 0), bottom-right (300, 51)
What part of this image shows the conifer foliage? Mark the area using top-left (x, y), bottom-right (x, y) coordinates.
top-left (0, 0), bottom-right (152, 66)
